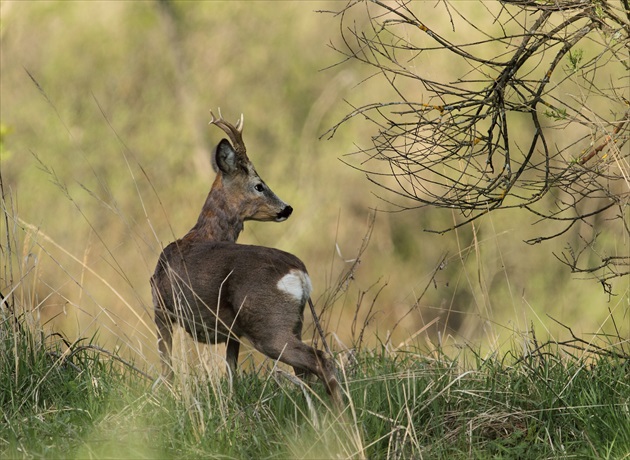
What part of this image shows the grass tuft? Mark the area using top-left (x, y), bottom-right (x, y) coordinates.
top-left (2, 312), bottom-right (628, 459)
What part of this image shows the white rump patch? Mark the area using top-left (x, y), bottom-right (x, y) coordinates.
top-left (277, 270), bottom-right (312, 302)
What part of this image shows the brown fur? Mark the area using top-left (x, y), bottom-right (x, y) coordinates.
top-left (151, 241), bottom-right (342, 407)
top-left (152, 113), bottom-right (342, 408)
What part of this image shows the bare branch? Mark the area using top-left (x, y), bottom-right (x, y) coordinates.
top-left (326, 0), bottom-right (629, 288)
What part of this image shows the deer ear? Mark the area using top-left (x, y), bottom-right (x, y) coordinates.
top-left (213, 139), bottom-right (239, 175)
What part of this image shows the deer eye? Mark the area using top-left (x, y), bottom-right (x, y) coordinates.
top-left (254, 183), bottom-right (265, 192)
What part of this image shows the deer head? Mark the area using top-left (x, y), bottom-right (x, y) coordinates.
top-left (185, 110), bottom-right (293, 242)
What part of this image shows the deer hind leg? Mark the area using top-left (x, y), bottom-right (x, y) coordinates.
top-left (258, 337), bottom-right (343, 409)
top-left (309, 346), bottom-right (343, 409)
top-left (289, 331), bottom-right (312, 381)
top-left (293, 366), bottom-right (310, 381)
top-left (151, 277), bottom-right (174, 381)
top-left (155, 310), bottom-right (174, 381)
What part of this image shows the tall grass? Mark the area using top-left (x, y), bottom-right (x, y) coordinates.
top-left (2, 1), bottom-right (626, 355)
top-left (1, 4), bottom-right (628, 458)
top-left (2, 305), bottom-right (629, 459)
top-left (1, 201), bottom-right (628, 458)
top-left (1, 127), bottom-right (629, 458)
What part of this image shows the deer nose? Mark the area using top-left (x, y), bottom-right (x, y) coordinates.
top-left (277, 205), bottom-right (293, 221)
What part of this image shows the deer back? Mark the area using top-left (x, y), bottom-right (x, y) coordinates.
top-left (152, 241), bottom-right (310, 344)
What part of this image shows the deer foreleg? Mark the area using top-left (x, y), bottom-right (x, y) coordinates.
top-left (226, 337), bottom-right (240, 374)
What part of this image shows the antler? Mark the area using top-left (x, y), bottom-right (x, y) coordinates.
top-left (209, 109), bottom-right (246, 156)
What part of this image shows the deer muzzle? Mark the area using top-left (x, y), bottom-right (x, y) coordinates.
top-left (276, 205), bottom-right (293, 222)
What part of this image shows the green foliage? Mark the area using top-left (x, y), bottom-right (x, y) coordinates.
top-left (2, 316), bottom-right (628, 459)
top-left (1, 0), bottom-right (626, 360)
top-left (0, 4), bottom-right (628, 457)
top-left (0, 318), bottom-right (129, 457)
top-left (567, 48), bottom-right (584, 71)
top-left (544, 107), bottom-right (568, 120)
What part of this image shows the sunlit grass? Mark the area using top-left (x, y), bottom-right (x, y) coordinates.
top-left (2, 1), bottom-right (626, 357)
top-left (1, 308), bottom-right (629, 459)
top-left (1, 3), bottom-right (628, 458)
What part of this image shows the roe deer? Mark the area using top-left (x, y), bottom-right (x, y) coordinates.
top-left (181, 111), bottom-right (293, 243)
top-left (151, 111), bottom-right (342, 408)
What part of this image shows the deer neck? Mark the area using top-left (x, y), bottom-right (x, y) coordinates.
top-left (184, 183), bottom-right (244, 243)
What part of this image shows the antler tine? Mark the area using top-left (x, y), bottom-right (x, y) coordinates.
top-left (235, 113), bottom-right (244, 133)
top-left (208, 108), bottom-right (246, 154)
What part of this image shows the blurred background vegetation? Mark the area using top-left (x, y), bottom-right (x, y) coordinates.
top-left (1, 1), bottom-right (627, 373)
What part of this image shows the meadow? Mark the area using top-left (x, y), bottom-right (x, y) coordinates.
top-left (1, 314), bottom-right (629, 458)
top-left (1, 1), bottom-right (628, 458)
